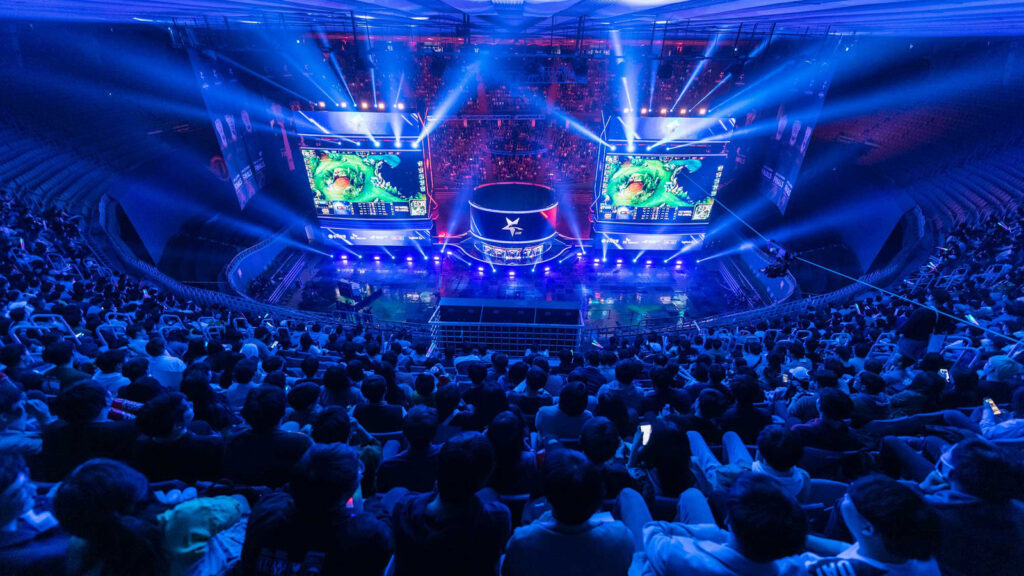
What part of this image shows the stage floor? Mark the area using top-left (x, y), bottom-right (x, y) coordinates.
top-left (288, 253), bottom-right (765, 329)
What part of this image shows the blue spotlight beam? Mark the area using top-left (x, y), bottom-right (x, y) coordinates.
top-left (670, 34), bottom-right (721, 112)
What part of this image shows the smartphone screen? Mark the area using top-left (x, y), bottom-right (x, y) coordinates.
top-left (640, 424), bottom-right (653, 446)
top-left (939, 368), bottom-right (949, 383)
top-left (985, 397), bottom-right (1003, 416)
top-left (783, 373), bottom-right (790, 384)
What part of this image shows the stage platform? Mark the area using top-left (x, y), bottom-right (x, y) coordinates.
top-left (278, 251), bottom-right (776, 330)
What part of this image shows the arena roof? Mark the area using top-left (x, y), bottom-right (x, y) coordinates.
top-left (2, 0), bottom-right (1023, 36)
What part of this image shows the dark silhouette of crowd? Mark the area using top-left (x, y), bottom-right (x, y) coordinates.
top-left (1, 182), bottom-right (1024, 576)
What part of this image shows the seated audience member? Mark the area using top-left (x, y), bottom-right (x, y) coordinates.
top-left (0, 454), bottom-right (68, 576)
top-left (641, 366), bottom-right (692, 417)
top-left (353, 375), bottom-right (405, 434)
top-left (502, 450), bottom-right (634, 576)
top-left (850, 371), bottom-right (891, 427)
top-left (461, 373), bottom-right (509, 432)
top-left (688, 425), bottom-right (811, 500)
top-left (939, 368), bottom-right (980, 409)
top-left (145, 338), bottom-right (186, 391)
top-left (508, 367), bottom-right (554, 418)
top-left (718, 375), bottom-right (771, 444)
top-left (42, 342), bottom-right (89, 390)
top-left (434, 383), bottom-right (466, 443)
top-left (805, 475), bottom-right (941, 576)
top-left (391, 432), bottom-right (511, 576)
top-left (977, 355), bottom-right (1019, 403)
top-left (410, 373), bottom-right (437, 407)
top-left (668, 388), bottom-right (729, 445)
top-left (487, 353), bottom-right (509, 384)
top-left (975, 386), bottom-right (1024, 440)
top-left (486, 411), bottom-right (540, 496)
top-left (91, 350), bottom-right (129, 395)
top-left (571, 350), bottom-right (608, 396)
top-left (925, 439), bottom-right (1024, 576)
top-left (39, 381), bottom-right (137, 482)
top-left (54, 458), bottom-right (247, 576)
top-left (240, 443), bottom-right (393, 576)
top-left (295, 356), bottom-right (320, 386)
top-left (225, 359), bottom-right (260, 412)
top-left (378, 406), bottom-right (441, 493)
top-left (535, 381), bottom-right (593, 442)
top-left (180, 369), bottom-right (235, 432)
top-left (131, 392), bottom-right (223, 482)
top-left (580, 417), bottom-right (636, 499)
top-left (631, 419), bottom-right (695, 499)
top-left (889, 372), bottom-right (944, 418)
top-left (0, 379), bottom-right (47, 457)
top-left (0, 344), bottom-right (43, 391)
top-left (284, 382), bottom-right (323, 430)
top-left (598, 360), bottom-right (643, 417)
top-left (310, 406), bottom-right (352, 445)
top-left (320, 365), bottom-right (364, 408)
top-left (623, 473), bottom-right (813, 575)
top-left (791, 388), bottom-right (864, 452)
top-left (116, 375), bottom-right (163, 403)
top-left (223, 386), bottom-right (313, 487)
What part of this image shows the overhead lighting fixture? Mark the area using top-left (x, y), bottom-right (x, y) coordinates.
top-left (240, 20), bottom-right (261, 24)
top-left (411, 16), bottom-right (429, 20)
top-left (132, 17), bottom-right (154, 22)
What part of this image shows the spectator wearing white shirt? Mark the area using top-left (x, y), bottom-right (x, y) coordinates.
top-left (145, 338), bottom-right (185, 391)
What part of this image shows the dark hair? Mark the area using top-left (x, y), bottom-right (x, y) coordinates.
top-left (54, 381), bottom-right (108, 424)
top-left (300, 357), bottom-right (320, 379)
top-left (467, 362), bottom-right (488, 385)
top-left (525, 367), bottom-right (547, 392)
top-left (507, 361), bottom-right (529, 385)
top-left (403, 406), bottom-right (439, 450)
top-left (637, 420), bottom-right (693, 497)
top-left (558, 382), bottom-right (588, 417)
top-left (950, 438), bottom-right (1024, 502)
top-left (232, 358), bottom-right (258, 385)
top-left (0, 380), bottom-right (23, 415)
top-left (435, 383), bottom-right (461, 419)
top-left (543, 449), bottom-right (604, 524)
top-left (491, 353), bottom-right (509, 372)
top-left (756, 425), bottom-right (803, 471)
top-left (322, 365), bottom-right (350, 392)
top-left (94, 350), bottom-right (124, 374)
top-left (848, 475), bottom-right (941, 561)
top-left (857, 372), bottom-right (886, 395)
top-left (145, 338), bottom-right (166, 357)
top-left (288, 382), bottom-right (322, 411)
top-left (726, 473), bottom-right (808, 562)
top-left (136, 392), bottom-right (188, 438)
top-left (729, 376), bottom-right (761, 406)
top-left (123, 357), bottom-right (149, 382)
top-left (42, 341), bottom-right (74, 366)
top-left (696, 388), bottom-right (730, 419)
top-left (650, 366), bottom-right (674, 391)
top-left (242, 386), bottom-right (286, 432)
top-left (311, 406), bottom-right (351, 444)
top-left (614, 359), bottom-right (639, 385)
top-left (437, 432), bottom-right (494, 503)
top-left (118, 376), bottom-right (163, 403)
top-left (0, 344), bottom-right (25, 368)
top-left (362, 375), bottom-right (387, 402)
top-left (291, 443), bottom-right (361, 508)
top-left (263, 372), bottom-right (286, 389)
top-left (414, 373), bottom-right (436, 397)
top-left (262, 355), bottom-right (284, 373)
top-left (818, 388), bottom-right (854, 420)
top-left (54, 459), bottom-right (164, 576)
top-left (580, 416), bottom-right (619, 464)
top-left (346, 360), bottom-right (365, 382)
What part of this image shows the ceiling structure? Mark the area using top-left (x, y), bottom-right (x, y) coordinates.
top-left (3, 0), bottom-right (1024, 36)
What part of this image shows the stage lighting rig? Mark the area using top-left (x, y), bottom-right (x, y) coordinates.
top-left (760, 241), bottom-right (795, 278)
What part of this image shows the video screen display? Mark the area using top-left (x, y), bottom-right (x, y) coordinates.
top-left (301, 148), bottom-right (428, 219)
top-left (598, 154), bottom-right (724, 222)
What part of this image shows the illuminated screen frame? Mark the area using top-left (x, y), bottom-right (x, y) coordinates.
top-left (301, 147), bottom-right (430, 221)
top-left (596, 151), bottom-right (725, 224)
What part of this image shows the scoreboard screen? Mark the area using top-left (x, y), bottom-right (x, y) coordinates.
top-left (597, 152), bottom-right (723, 223)
top-left (301, 148), bottom-right (428, 220)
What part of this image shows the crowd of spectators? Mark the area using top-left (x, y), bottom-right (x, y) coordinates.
top-left (0, 178), bottom-right (1023, 576)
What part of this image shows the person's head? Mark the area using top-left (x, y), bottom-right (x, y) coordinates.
top-left (0, 452), bottom-right (34, 527)
top-left (346, 360), bottom-right (365, 383)
top-left (557, 382), bottom-right (588, 418)
top-left (507, 361), bottom-right (529, 385)
top-left (311, 406), bottom-right (351, 444)
top-left (856, 371), bottom-right (886, 395)
top-left (123, 357), bottom-right (149, 382)
top-left (467, 362), bottom-right (488, 386)
top-left (614, 359), bottom-right (639, 385)
top-left (42, 341), bottom-right (74, 366)
top-left (300, 357), bottom-right (320, 379)
top-left (579, 416), bottom-right (620, 464)
top-left (816, 388), bottom-right (854, 421)
top-left (54, 459), bottom-right (162, 576)
top-left (725, 473), bottom-right (808, 563)
top-left (54, 381), bottom-right (109, 424)
top-left (525, 367), bottom-right (547, 392)
top-left (841, 475), bottom-right (941, 562)
top-left (322, 365), bottom-right (350, 393)
top-left (947, 438), bottom-right (1024, 502)
top-left (414, 373), bottom-right (436, 398)
top-left (291, 443), bottom-right (361, 509)
top-left (232, 358), bottom-right (258, 385)
top-left (94, 350), bottom-right (124, 375)
top-left (543, 449), bottom-right (604, 525)
top-left (756, 425), bottom-right (803, 472)
top-left (695, 388), bottom-right (729, 420)
top-left (436, 432), bottom-right (494, 504)
top-left (0, 380), bottom-right (26, 431)
top-left (729, 375), bottom-right (760, 406)
top-left (136, 392), bottom-right (192, 439)
top-left (486, 411), bottom-right (525, 459)
top-left (0, 343), bottom-right (25, 368)
top-left (362, 375), bottom-right (387, 403)
top-left (288, 382), bottom-right (322, 413)
top-left (435, 383), bottom-right (461, 419)
top-left (403, 406), bottom-right (439, 450)
top-left (144, 338), bottom-right (165, 358)
top-left (242, 386), bottom-right (286, 432)
top-left (491, 353), bottom-right (509, 373)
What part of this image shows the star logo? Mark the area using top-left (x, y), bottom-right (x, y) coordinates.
top-left (503, 217), bottom-right (522, 237)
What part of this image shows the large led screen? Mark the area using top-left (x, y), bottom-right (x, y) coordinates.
top-left (597, 154), bottom-right (724, 222)
top-left (301, 148), bottom-right (428, 219)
